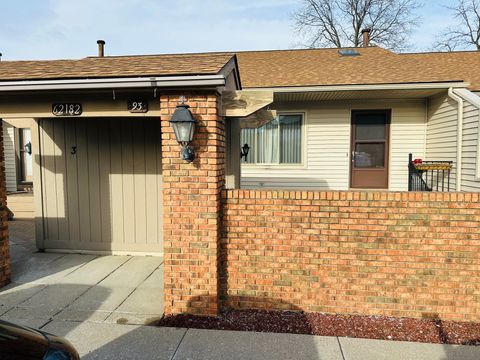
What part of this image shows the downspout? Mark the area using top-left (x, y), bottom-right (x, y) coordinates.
top-left (448, 88), bottom-right (463, 191)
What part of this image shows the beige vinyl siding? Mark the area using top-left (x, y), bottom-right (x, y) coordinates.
top-left (461, 101), bottom-right (480, 191)
top-left (2, 121), bottom-right (17, 192)
top-left (389, 101), bottom-right (426, 191)
top-left (426, 94), bottom-right (458, 191)
top-left (241, 99), bottom-right (426, 191)
top-left (38, 117), bottom-right (163, 254)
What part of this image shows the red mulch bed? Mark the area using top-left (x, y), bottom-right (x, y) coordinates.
top-left (155, 310), bottom-right (480, 345)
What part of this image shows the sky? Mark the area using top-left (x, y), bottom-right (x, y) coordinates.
top-left (0, 0), bottom-right (461, 60)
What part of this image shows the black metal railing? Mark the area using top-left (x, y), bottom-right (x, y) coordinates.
top-left (408, 154), bottom-right (453, 192)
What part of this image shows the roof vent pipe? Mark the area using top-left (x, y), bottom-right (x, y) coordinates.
top-left (97, 40), bottom-right (105, 57)
top-left (361, 29), bottom-right (371, 47)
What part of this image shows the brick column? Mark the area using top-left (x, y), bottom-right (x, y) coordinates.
top-left (0, 121), bottom-right (10, 288)
top-left (161, 93), bottom-right (225, 316)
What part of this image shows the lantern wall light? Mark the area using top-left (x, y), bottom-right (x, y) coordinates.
top-left (169, 98), bottom-right (197, 163)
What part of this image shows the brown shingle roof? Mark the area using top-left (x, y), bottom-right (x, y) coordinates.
top-left (1, 47), bottom-right (479, 91)
top-left (0, 53), bottom-right (235, 81)
top-left (236, 47), bottom-right (480, 90)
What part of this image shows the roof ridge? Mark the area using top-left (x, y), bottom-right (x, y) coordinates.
top-left (81, 45), bottom-right (391, 60)
top-left (0, 52), bottom-right (235, 63)
top-left (232, 45), bottom-right (391, 54)
top-left (400, 50), bottom-right (480, 55)
top-left (0, 58), bottom-right (81, 63)
top-left (4, 46), bottom-right (478, 63)
top-left (85, 52), bottom-right (234, 59)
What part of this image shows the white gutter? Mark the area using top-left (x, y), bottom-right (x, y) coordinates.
top-left (452, 88), bottom-right (480, 180)
top-left (0, 74), bottom-right (226, 92)
top-left (448, 88), bottom-right (464, 191)
top-left (245, 82), bottom-right (470, 93)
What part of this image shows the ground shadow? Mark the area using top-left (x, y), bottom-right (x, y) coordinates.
top-left (83, 295), bottom-right (331, 360)
top-left (430, 316), bottom-right (480, 360)
top-left (440, 339), bottom-right (480, 360)
top-left (0, 283), bottom-right (112, 353)
top-left (156, 294), bottom-right (316, 335)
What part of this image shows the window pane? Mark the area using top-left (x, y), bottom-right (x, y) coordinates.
top-left (355, 114), bottom-right (386, 140)
top-left (279, 115), bottom-right (302, 164)
top-left (354, 143), bottom-right (385, 168)
top-left (240, 128), bottom-right (256, 163)
top-left (257, 118), bottom-right (279, 163)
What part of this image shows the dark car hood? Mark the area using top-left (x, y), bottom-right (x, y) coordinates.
top-left (0, 319), bottom-right (49, 359)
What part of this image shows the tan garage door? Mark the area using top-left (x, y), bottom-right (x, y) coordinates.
top-left (38, 117), bottom-right (163, 254)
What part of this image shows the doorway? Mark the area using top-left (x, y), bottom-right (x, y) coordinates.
top-left (350, 110), bottom-right (390, 189)
top-left (37, 117), bottom-right (163, 254)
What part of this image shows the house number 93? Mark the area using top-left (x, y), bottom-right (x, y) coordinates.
top-left (128, 100), bottom-right (148, 113)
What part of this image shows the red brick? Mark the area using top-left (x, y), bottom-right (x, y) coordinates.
top-left (221, 189), bottom-right (480, 322)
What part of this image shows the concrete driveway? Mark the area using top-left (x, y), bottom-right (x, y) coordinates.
top-left (0, 220), bottom-right (164, 329)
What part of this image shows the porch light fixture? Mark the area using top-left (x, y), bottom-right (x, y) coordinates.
top-left (240, 143), bottom-right (250, 161)
top-left (170, 100), bottom-right (197, 163)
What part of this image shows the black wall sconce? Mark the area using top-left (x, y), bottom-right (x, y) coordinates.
top-left (240, 143), bottom-right (250, 161)
top-left (170, 99), bottom-right (197, 163)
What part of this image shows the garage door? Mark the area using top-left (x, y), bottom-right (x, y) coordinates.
top-left (38, 117), bottom-right (163, 254)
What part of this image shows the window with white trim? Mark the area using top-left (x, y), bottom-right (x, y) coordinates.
top-left (241, 114), bottom-right (303, 165)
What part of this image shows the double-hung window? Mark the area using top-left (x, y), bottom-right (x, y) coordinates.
top-left (241, 113), bottom-right (303, 165)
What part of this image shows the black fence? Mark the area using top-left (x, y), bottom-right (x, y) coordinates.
top-left (408, 154), bottom-right (453, 192)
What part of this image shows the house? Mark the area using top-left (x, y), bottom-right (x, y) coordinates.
top-left (0, 48), bottom-right (241, 254)
top-left (1, 40), bottom-right (480, 320)
top-left (1, 42), bottom-right (479, 255)
top-left (235, 46), bottom-right (480, 192)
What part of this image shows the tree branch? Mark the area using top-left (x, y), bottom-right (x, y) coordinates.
top-left (293, 0), bottom-right (421, 51)
top-left (434, 0), bottom-right (480, 51)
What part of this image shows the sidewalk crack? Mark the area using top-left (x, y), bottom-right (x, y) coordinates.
top-left (337, 337), bottom-right (346, 360)
top-left (170, 328), bottom-right (188, 360)
top-left (110, 263), bottom-right (161, 314)
top-left (47, 256), bottom-right (134, 320)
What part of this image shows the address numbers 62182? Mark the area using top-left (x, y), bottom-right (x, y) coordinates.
top-left (52, 103), bottom-right (82, 116)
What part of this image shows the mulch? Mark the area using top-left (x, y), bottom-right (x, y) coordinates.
top-left (155, 310), bottom-right (480, 345)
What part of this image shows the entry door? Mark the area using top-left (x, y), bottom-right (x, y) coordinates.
top-left (18, 128), bottom-right (33, 184)
top-left (39, 117), bottom-right (163, 253)
top-left (350, 110), bottom-right (390, 189)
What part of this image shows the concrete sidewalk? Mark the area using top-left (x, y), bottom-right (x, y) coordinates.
top-left (0, 254), bottom-right (164, 327)
top-left (38, 321), bottom-right (480, 360)
top-left (3, 219), bottom-right (165, 327)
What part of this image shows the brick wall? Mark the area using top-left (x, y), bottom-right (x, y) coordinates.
top-left (222, 190), bottom-right (480, 321)
top-left (161, 93), bottom-right (225, 316)
top-left (0, 121), bottom-right (10, 287)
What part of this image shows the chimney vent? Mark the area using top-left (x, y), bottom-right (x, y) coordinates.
top-left (97, 40), bottom-right (105, 57)
top-left (361, 29), bottom-right (371, 47)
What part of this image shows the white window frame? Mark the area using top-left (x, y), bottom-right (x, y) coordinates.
top-left (241, 112), bottom-right (307, 169)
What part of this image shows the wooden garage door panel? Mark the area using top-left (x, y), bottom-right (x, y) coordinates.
top-left (39, 117), bottom-right (163, 253)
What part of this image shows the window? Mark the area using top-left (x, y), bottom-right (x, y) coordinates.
top-left (241, 114), bottom-right (303, 165)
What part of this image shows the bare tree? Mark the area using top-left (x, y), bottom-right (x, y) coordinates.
top-left (434, 0), bottom-right (480, 51)
top-left (293, 0), bottom-right (421, 51)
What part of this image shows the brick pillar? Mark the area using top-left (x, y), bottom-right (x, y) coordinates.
top-left (0, 121), bottom-right (10, 288)
top-left (161, 93), bottom-right (225, 316)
